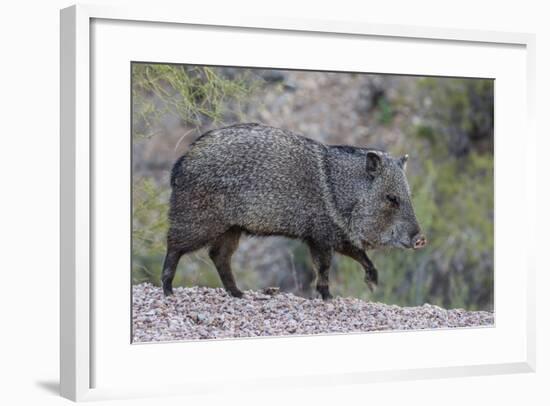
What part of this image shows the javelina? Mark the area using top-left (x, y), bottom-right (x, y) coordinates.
top-left (162, 123), bottom-right (426, 300)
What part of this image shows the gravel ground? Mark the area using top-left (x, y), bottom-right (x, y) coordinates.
top-left (132, 283), bottom-right (494, 342)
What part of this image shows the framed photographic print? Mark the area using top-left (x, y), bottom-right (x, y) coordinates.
top-left (60, 4), bottom-right (536, 401)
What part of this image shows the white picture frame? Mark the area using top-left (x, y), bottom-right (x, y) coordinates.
top-left (60, 3), bottom-right (536, 402)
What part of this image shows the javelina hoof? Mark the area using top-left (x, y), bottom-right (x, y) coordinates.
top-left (163, 284), bottom-right (174, 296)
top-left (228, 288), bottom-right (244, 298)
top-left (364, 269), bottom-right (378, 293)
top-left (317, 286), bottom-right (333, 301)
top-left (365, 277), bottom-right (377, 293)
top-left (321, 292), bottom-right (333, 301)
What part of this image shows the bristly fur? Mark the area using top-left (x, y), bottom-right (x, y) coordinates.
top-left (161, 123), bottom-right (423, 300)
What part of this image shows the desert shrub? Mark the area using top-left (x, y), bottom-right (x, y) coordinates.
top-left (417, 77), bottom-right (494, 156)
top-left (132, 64), bottom-right (256, 139)
top-left (132, 177), bottom-right (169, 285)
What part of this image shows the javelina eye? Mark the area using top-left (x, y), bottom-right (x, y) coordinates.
top-left (386, 194), bottom-right (399, 208)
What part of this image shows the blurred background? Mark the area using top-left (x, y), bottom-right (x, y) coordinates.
top-left (132, 63), bottom-right (493, 311)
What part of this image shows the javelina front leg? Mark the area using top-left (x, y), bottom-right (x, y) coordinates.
top-left (338, 242), bottom-right (378, 292)
top-left (208, 227), bottom-right (244, 298)
top-left (308, 242), bottom-right (334, 300)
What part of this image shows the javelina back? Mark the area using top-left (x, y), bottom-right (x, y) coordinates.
top-left (162, 123), bottom-right (426, 299)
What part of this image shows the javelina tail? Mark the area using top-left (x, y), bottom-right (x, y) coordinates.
top-left (170, 155), bottom-right (186, 188)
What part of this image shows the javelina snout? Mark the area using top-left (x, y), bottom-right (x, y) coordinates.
top-left (161, 123), bottom-right (426, 300)
top-left (412, 234), bottom-right (427, 249)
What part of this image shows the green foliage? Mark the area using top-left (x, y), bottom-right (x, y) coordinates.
top-left (132, 63), bottom-right (256, 139)
top-left (416, 124), bottom-right (436, 144)
top-left (132, 177), bottom-right (169, 285)
top-left (375, 96), bottom-right (394, 125)
top-left (417, 77), bottom-right (494, 155)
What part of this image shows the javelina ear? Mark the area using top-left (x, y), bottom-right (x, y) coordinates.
top-left (366, 151), bottom-right (381, 176)
top-left (398, 154), bottom-right (409, 170)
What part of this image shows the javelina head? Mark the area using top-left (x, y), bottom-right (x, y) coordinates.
top-left (350, 151), bottom-right (427, 250)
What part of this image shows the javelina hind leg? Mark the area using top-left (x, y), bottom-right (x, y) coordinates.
top-left (209, 227), bottom-right (244, 298)
top-left (162, 225), bottom-right (218, 296)
top-left (161, 245), bottom-right (183, 296)
top-left (338, 242), bottom-right (378, 292)
top-left (308, 242), bottom-right (334, 300)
